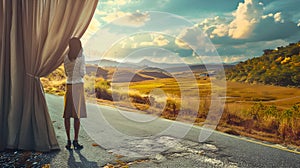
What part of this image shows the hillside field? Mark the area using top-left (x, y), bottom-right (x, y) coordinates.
top-left (41, 65), bottom-right (300, 148)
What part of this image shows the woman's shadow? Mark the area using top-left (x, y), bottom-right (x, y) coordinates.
top-left (68, 149), bottom-right (98, 168)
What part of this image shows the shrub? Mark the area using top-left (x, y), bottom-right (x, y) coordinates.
top-left (160, 98), bottom-right (180, 119)
top-left (129, 92), bottom-right (150, 105)
top-left (246, 102), bottom-right (266, 121)
top-left (84, 76), bottom-right (113, 100)
top-left (95, 87), bottom-right (112, 101)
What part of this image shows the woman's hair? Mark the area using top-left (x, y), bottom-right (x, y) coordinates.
top-left (68, 37), bottom-right (82, 61)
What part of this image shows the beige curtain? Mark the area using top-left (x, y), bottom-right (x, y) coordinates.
top-left (0, 0), bottom-right (98, 152)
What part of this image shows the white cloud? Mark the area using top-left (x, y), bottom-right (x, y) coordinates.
top-left (108, 12), bottom-right (150, 27)
top-left (175, 26), bottom-right (216, 55)
top-left (139, 42), bottom-right (154, 47)
top-left (274, 12), bottom-right (284, 23)
top-left (261, 13), bottom-right (273, 20)
top-left (87, 18), bottom-right (101, 34)
top-left (175, 38), bottom-right (189, 49)
top-left (153, 35), bottom-right (169, 46)
top-left (133, 34), bottom-right (170, 47)
top-left (81, 17), bottom-right (101, 45)
top-left (176, 27), bottom-right (204, 49)
top-left (261, 12), bottom-right (284, 23)
top-left (196, 0), bottom-right (299, 43)
top-left (196, 0), bottom-right (266, 39)
top-left (83, 28), bottom-right (128, 59)
top-left (102, 11), bottom-right (130, 23)
top-left (298, 20), bottom-right (300, 27)
top-left (228, 0), bottom-right (264, 39)
top-left (100, 0), bottom-right (131, 6)
top-left (197, 16), bottom-right (227, 33)
top-left (95, 9), bottom-right (107, 16)
top-left (211, 24), bottom-right (229, 37)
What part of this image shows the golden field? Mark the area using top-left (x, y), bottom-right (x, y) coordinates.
top-left (41, 65), bottom-right (300, 147)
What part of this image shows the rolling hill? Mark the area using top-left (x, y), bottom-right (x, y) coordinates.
top-left (226, 41), bottom-right (300, 86)
top-left (85, 64), bottom-right (174, 82)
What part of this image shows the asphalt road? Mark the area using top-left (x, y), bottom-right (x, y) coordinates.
top-left (46, 94), bottom-right (300, 167)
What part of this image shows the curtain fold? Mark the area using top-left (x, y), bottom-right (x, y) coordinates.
top-left (0, 0), bottom-right (12, 150)
top-left (0, 0), bottom-right (98, 152)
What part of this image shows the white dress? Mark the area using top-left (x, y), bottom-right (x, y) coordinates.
top-left (63, 49), bottom-right (87, 118)
top-left (64, 49), bottom-right (86, 84)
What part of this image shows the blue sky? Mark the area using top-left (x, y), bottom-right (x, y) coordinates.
top-left (82, 0), bottom-right (300, 64)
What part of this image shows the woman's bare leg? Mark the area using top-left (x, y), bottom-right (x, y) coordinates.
top-left (64, 118), bottom-right (71, 140)
top-left (74, 118), bottom-right (80, 141)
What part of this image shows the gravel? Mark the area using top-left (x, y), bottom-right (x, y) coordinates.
top-left (0, 150), bottom-right (57, 168)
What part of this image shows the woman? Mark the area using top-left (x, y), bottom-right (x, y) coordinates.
top-left (63, 37), bottom-right (86, 150)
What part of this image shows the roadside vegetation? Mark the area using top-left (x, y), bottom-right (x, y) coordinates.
top-left (41, 65), bottom-right (300, 148)
top-left (226, 41), bottom-right (300, 86)
top-left (41, 41), bottom-right (300, 148)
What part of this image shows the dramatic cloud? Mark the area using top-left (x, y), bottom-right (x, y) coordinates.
top-left (153, 35), bottom-right (169, 46)
top-left (228, 0), bottom-right (264, 39)
top-left (216, 39), bottom-right (289, 59)
top-left (174, 26), bottom-right (220, 61)
top-left (84, 0), bottom-right (300, 63)
top-left (109, 12), bottom-right (150, 27)
top-left (84, 28), bottom-right (129, 60)
top-left (139, 34), bottom-right (169, 47)
top-left (264, 0), bottom-right (300, 22)
top-left (81, 17), bottom-right (101, 45)
top-left (102, 11), bottom-right (130, 23)
top-left (175, 27), bottom-right (211, 50)
top-left (197, 0), bottom-right (299, 42)
top-left (211, 24), bottom-right (229, 38)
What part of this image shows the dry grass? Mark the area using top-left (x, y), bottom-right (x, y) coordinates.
top-left (42, 66), bottom-right (300, 148)
top-left (226, 81), bottom-right (300, 108)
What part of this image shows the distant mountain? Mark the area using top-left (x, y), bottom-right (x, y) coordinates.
top-left (86, 59), bottom-right (141, 69)
top-left (226, 41), bottom-right (300, 86)
top-left (87, 58), bottom-right (187, 69)
top-left (225, 61), bottom-right (242, 66)
top-left (86, 59), bottom-right (121, 67)
top-left (110, 70), bottom-right (154, 82)
top-left (85, 60), bottom-right (101, 65)
top-left (138, 59), bottom-right (186, 69)
top-left (86, 64), bottom-right (108, 79)
top-left (86, 58), bottom-right (234, 74)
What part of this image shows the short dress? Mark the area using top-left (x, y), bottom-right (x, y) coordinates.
top-left (63, 50), bottom-right (87, 118)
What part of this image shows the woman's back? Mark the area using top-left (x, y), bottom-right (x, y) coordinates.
top-left (64, 50), bottom-right (86, 84)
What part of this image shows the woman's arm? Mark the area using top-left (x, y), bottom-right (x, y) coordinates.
top-left (80, 55), bottom-right (86, 77)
